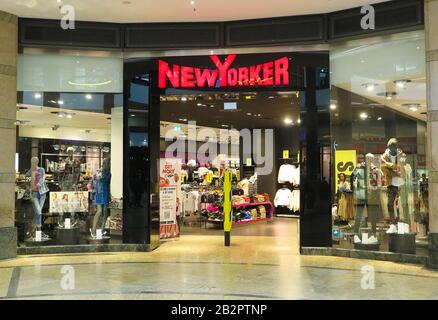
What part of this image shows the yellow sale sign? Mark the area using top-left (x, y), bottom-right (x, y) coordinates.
top-left (335, 150), bottom-right (356, 191)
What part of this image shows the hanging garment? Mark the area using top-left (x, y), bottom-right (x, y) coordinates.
top-left (278, 164), bottom-right (300, 185)
top-left (274, 188), bottom-right (295, 211)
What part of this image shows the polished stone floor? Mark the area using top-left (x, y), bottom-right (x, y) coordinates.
top-left (1, 218), bottom-right (438, 300)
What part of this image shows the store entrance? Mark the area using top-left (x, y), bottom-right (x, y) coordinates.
top-left (159, 90), bottom-right (302, 238)
top-left (124, 51), bottom-right (331, 249)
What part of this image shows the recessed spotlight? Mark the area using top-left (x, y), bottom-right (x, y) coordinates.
top-left (377, 117), bottom-right (383, 121)
top-left (330, 104), bottom-right (337, 110)
top-left (181, 97), bottom-right (188, 102)
top-left (58, 100), bottom-right (64, 105)
top-left (197, 103), bottom-right (203, 106)
top-left (377, 92), bottom-right (397, 100)
top-left (394, 79), bottom-right (411, 89)
top-left (85, 94), bottom-right (92, 100)
top-left (297, 119), bottom-right (301, 124)
top-left (34, 93), bottom-right (42, 99)
top-left (284, 118), bottom-right (293, 125)
top-left (362, 83), bottom-right (377, 92)
top-left (403, 103), bottom-right (421, 112)
top-left (268, 96), bottom-right (275, 99)
top-left (221, 125), bottom-right (229, 128)
top-left (131, 114), bottom-right (136, 117)
top-left (360, 112), bottom-right (368, 120)
top-left (58, 113), bottom-right (64, 118)
top-left (210, 105), bottom-right (214, 108)
top-left (67, 114), bottom-right (72, 119)
top-left (190, 0), bottom-right (195, 5)
top-left (247, 113), bottom-right (252, 116)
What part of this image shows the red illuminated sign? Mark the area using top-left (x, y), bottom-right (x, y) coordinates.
top-left (158, 54), bottom-right (289, 89)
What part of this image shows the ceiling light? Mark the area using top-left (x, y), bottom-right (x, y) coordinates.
top-left (362, 83), bottom-right (377, 92)
top-left (297, 119), bottom-right (301, 124)
top-left (181, 97), bottom-right (187, 102)
top-left (247, 113), bottom-right (252, 116)
top-left (221, 125), bottom-right (229, 128)
top-left (403, 103), bottom-right (421, 112)
top-left (58, 100), bottom-right (64, 105)
top-left (131, 114), bottom-right (136, 117)
top-left (34, 93), bottom-right (42, 99)
top-left (268, 96), bottom-right (275, 99)
top-left (377, 92), bottom-right (397, 100)
top-left (67, 114), bottom-right (72, 119)
top-left (85, 94), bottom-right (92, 100)
top-left (360, 112), bottom-right (368, 120)
top-left (68, 80), bottom-right (112, 86)
top-left (394, 79), bottom-right (411, 89)
top-left (377, 117), bottom-right (383, 121)
top-left (284, 118), bottom-right (293, 125)
top-left (58, 113), bottom-right (64, 118)
top-left (210, 105), bottom-right (214, 108)
top-left (330, 104), bottom-right (337, 110)
top-left (190, 0), bottom-right (195, 5)
top-left (197, 103), bottom-right (203, 106)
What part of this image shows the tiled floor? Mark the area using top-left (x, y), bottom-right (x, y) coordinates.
top-left (1, 218), bottom-right (438, 300)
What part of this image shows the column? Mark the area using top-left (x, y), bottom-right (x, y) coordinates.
top-left (425, 0), bottom-right (438, 268)
top-left (0, 10), bottom-right (18, 260)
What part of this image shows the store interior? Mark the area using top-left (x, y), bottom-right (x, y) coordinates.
top-left (159, 90), bottom-right (302, 237)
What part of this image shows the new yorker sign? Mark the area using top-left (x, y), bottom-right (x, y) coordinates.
top-left (158, 54), bottom-right (290, 89)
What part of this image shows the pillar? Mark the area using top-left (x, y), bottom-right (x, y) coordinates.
top-left (425, 0), bottom-right (438, 268)
top-left (0, 11), bottom-right (18, 260)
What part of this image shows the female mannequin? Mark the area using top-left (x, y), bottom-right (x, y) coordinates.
top-left (27, 157), bottom-right (50, 239)
top-left (91, 157), bottom-right (111, 237)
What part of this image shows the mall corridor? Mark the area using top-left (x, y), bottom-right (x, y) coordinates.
top-left (1, 219), bottom-right (437, 300)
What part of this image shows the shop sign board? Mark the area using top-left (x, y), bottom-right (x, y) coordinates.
top-left (159, 54), bottom-right (289, 89)
top-left (335, 150), bottom-right (356, 192)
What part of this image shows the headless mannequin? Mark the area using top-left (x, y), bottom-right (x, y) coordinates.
top-left (91, 158), bottom-right (111, 237)
top-left (28, 157), bottom-right (49, 239)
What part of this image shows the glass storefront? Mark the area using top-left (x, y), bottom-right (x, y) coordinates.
top-left (13, 30), bottom-right (430, 258)
top-left (330, 30), bottom-right (428, 254)
top-left (15, 51), bottom-right (124, 246)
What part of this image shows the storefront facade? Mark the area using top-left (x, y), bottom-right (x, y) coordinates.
top-left (3, 0), bottom-right (436, 267)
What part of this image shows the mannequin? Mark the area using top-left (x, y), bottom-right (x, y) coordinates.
top-left (381, 138), bottom-right (404, 223)
top-left (27, 157), bottom-right (50, 240)
top-left (91, 157), bottom-right (111, 237)
top-left (354, 153), bottom-right (381, 236)
top-left (397, 153), bottom-right (413, 226)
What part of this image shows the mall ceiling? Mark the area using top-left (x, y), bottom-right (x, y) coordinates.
top-left (0, 0), bottom-right (389, 23)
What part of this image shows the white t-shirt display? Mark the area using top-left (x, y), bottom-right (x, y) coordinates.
top-left (278, 164), bottom-right (300, 185)
top-left (274, 188), bottom-right (300, 211)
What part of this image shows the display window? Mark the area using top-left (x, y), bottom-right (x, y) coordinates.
top-left (330, 30), bottom-right (428, 254)
top-left (15, 52), bottom-right (124, 247)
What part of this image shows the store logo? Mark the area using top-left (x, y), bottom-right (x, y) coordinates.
top-left (158, 54), bottom-right (290, 89)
